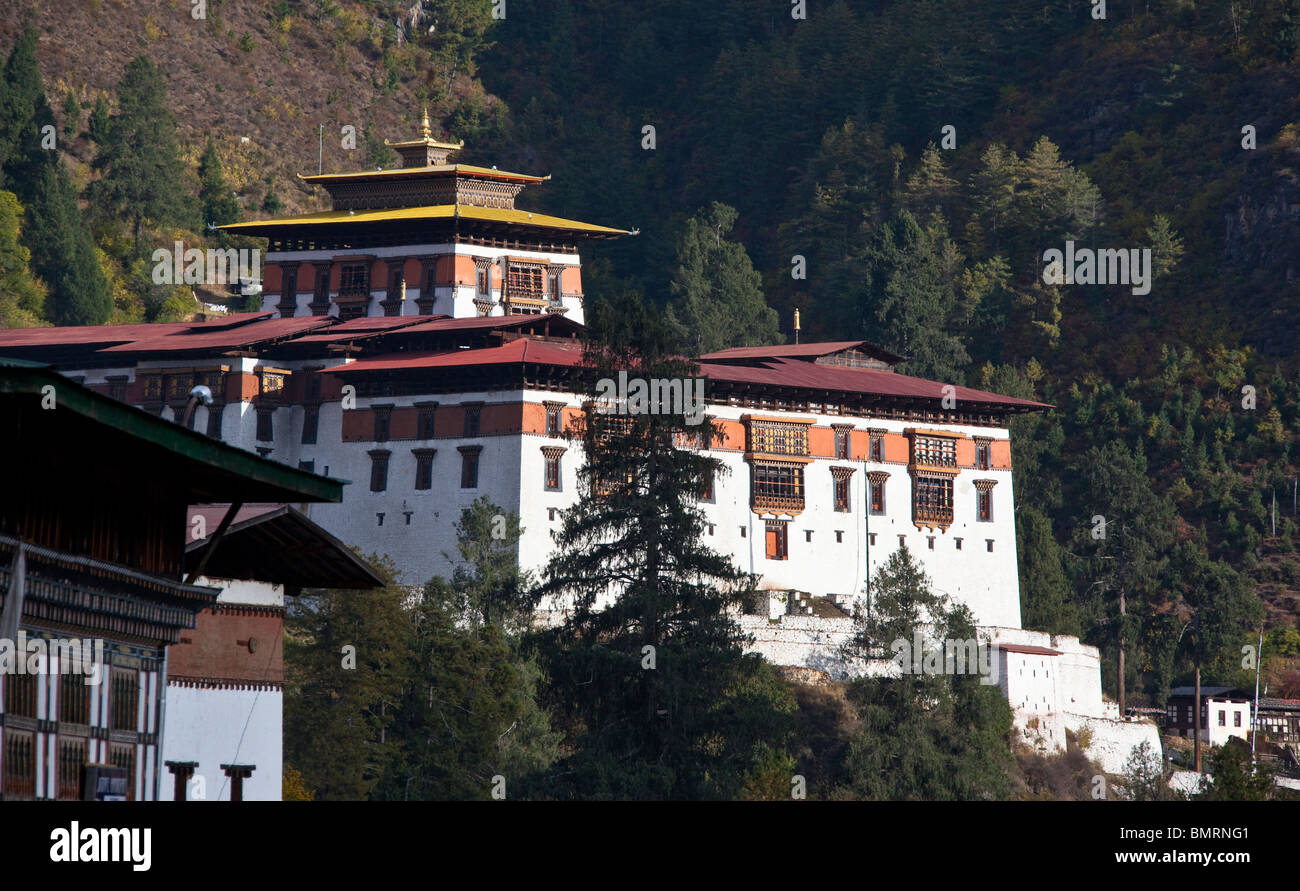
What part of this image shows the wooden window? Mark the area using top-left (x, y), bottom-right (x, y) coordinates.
top-left (255, 407), bottom-right (274, 442)
top-left (955, 538), bottom-right (963, 550)
top-left (304, 370), bottom-right (322, 402)
top-left (870, 480), bottom-right (886, 515)
top-left (166, 374), bottom-right (191, 402)
top-left (835, 530), bottom-right (844, 543)
top-left (805, 529), bottom-right (813, 542)
top-left (107, 376), bottom-right (128, 402)
top-left (463, 404), bottom-right (481, 437)
top-left (834, 428), bottom-right (851, 459)
top-left (834, 476), bottom-right (851, 512)
top-left (110, 744), bottom-right (136, 801)
top-left (368, 449), bottom-right (391, 492)
top-left (740, 526), bottom-right (747, 538)
top-left (765, 522), bottom-right (788, 561)
top-left (4, 673), bottom-right (36, 717)
top-left (340, 263), bottom-right (369, 294)
top-left (260, 372), bottom-right (285, 396)
top-left (416, 403), bottom-right (438, 439)
top-left (142, 375), bottom-right (163, 401)
top-left (2, 730), bottom-right (36, 799)
top-left (748, 420), bottom-right (809, 457)
top-left (281, 265), bottom-right (298, 304)
top-left (978, 489), bottom-right (993, 522)
top-left (506, 264), bottom-right (545, 300)
top-left (701, 465), bottom-right (715, 502)
top-left (869, 433), bottom-right (883, 462)
top-left (298, 460), bottom-right (315, 473)
top-left (413, 449), bottom-right (435, 491)
top-left (928, 536), bottom-right (935, 550)
top-left (373, 405), bottom-right (392, 442)
top-left (460, 447), bottom-right (481, 489)
top-left (976, 441), bottom-right (991, 471)
top-left (302, 406), bottom-right (319, 444)
top-left (913, 435), bottom-right (957, 467)
top-left (60, 674), bottom-right (91, 725)
top-left (475, 261), bottom-right (491, 295)
top-left (545, 405), bottom-right (562, 438)
top-left (57, 738), bottom-right (87, 801)
top-left (545, 453), bottom-right (561, 490)
top-left (868, 533), bottom-right (876, 546)
top-left (914, 475), bottom-right (954, 526)
top-left (111, 669), bottom-right (138, 732)
top-left (751, 461), bottom-right (804, 513)
top-left (986, 539), bottom-right (994, 552)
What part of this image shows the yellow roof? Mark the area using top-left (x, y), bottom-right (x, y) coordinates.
top-left (298, 164), bottom-right (548, 185)
top-left (219, 204), bottom-right (629, 235)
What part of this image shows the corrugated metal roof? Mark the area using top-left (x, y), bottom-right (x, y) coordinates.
top-left (0, 312), bottom-right (276, 349)
top-left (329, 337), bottom-right (584, 373)
top-left (700, 340), bottom-right (904, 364)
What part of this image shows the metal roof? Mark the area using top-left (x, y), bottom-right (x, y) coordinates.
top-left (98, 315), bottom-right (337, 354)
top-left (219, 204), bottom-right (629, 236)
top-left (299, 163), bottom-right (549, 185)
top-left (700, 340), bottom-right (905, 364)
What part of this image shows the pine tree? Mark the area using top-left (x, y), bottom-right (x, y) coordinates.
top-left (665, 202), bottom-right (782, 356)
top-left (61, 90), bottom-right (79, 139)
top-left (530, 293), bottom-right (792, 799)
top-left (87, 95), bottom-right (109, 145)
top-left (0, 22), bottom-right (110, 326)
top-left (89, 56), bottom-right (190, 242)
top-left (198, 137), bottom-right (240, 228)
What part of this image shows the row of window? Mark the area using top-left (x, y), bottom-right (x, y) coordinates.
top-left (754, 524), bottom-right (997, 560)
top-left (2, 670), bottom-right (138, 730)
top-left (366, 447), bottom-right (567, 493)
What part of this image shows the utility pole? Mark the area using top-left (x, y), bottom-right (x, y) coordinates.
top-left (318, 124), bottom-right (323, 175)
top-left (1194, 661), bottom-right (1203, 774)
top-left (1118, 587), bottom-right (1126, 716)
top-left (1252, 626), bottom-right (1263, 767)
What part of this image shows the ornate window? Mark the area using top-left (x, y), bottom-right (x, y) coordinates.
top-left (912, 435), bottom-right (956, 467)
top-left (914, 475), bottom-right (954, 528)
top-left (542, 446), bottom-right (566, 491)
top-left (506, 263), bottom-right (545, 300)
top-left (831, 466), bottom-right (856, 513)
top-left (373, 405), bottom-right (393, 442)
top-left (833, 425), bottom-right (852, 460)
top-left (867, 470), bottom-right (889, 515)
top-left (340, 263), bottom-right (369, 294)
top-left (462, 403), bottom-right (482, 437)
top-left (459, 445), bottom-right (482, 488)
top-left (413, 448), bottom-right (436, 491)
top-left (302, 406), bottom-right (319, 444)
top-left (748, 419), bottom-right (810, 457)
top-left (544, 402), bottom-right (563, 438)
top-left (416, 402), bottom-right (438, 439)
top-left (869, 430), bottom-right (885, 462)
top-left (975, 437), bottom-right (992, 471)
top-left (975, 479), bottom-right (997, 522)
top-left (256, 407), bottom-right (274, 442)
top-left (751, 461), bottom-right (805, 514)
top-left (765, 521), bottom-right (789, 561)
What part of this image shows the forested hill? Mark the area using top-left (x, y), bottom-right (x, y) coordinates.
top-left (2, 0), bottom-right (1300, 705)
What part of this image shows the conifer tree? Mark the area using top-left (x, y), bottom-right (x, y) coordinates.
top-left (0, 21), bottom-right (110, 326)
top-left (665, 202), bottom-right (782, 356)
top-left (90, 56), bottom-right (189, 242)
top-left (198, 137), bottom-right (241, 228)
top-left (530, 293), bottom-right (791, 799)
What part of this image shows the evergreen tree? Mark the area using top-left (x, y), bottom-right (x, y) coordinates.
top-left (0, 190), bottom-right (46, 328)
top-left (60, 90), bottom-right (79, 139)
top-left (284, 555), bottom-right (409, 800)
top-left (89, 56), bottom-right (189, 242)
top-left (838, 547), bottom-right (1013, 799)
top-left (529, 293), bottom-right (793, 799)
top-left (87, 95), bottom-right (109, 145)
top-left (665, 202), bottom-right (782, 356)
top-left (0, 19), bottom-right (42, 181)
top-left (198, 137), bottom-right (241, 228)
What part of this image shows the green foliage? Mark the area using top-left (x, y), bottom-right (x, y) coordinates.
top-left (665, 202), bottom-right (781, 356)
top-left (90, 56), bottom-right (191, 241)
top-left (198, 137), bottom-right (241, 228)
top-left (1196, 744), bottom-right (1277, 801)
top-left (0, 190), bottom-right (46, 327)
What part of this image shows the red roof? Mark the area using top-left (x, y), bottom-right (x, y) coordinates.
top-left (329, 338), bottom-right (584, 373)
top-left (700, 340), bottom-right (903, 363)
top-left (698, 357), bottom-right (1051, 409)
top-left (98, 316), bottom-right (337, 353)
top-left (286, 315), bottom-right (446, 344)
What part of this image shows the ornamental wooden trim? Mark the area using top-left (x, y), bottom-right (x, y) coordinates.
top-left (829, 466), bottom-right (857, 480)
top-left (540, 446), bottom-right (567, 460)
top-left (972, 479), bottom-right (998, 492)
top-left (866, 470), bottom-right (891, 484)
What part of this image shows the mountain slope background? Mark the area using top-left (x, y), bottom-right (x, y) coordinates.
top-left (4, 0), bottom-right (1300, 709)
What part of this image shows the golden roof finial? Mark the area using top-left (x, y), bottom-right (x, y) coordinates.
top-left (420, 107), bottom-right (432, 140)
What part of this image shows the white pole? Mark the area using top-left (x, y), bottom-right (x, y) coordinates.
top-left (1252, 626), bottom-right (1263, 766)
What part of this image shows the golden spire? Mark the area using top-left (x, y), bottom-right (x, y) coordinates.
top-left (420, 107), bottom-right (432, 140)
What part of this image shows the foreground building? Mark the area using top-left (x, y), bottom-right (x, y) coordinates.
top-left (0, 360), bottom-right (344, 800)
top-left (0, 126), bottom-right (1159, 773)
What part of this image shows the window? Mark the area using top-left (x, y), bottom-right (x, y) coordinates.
top-left (3, 730), bottom-right (35, 798)
top-left (765, 522), bottom-right (788, 561)
top-left (1218, 710), bottom-right (1226, 727)
top-left (256, 407), bottom-right (274, 442)
top-left (868, 533), bottom-right (876, 546)
top-left (912, 435), bottom-right (957, 467)
top-left (506, 264), bottom-right (545, 300)
top-left (58, 738), bottom-right (87, 801)
top-left (341, 263), bottom-right (369, 293)
top-left (975, 441), bottom-right (991, 471)
top-left (542, 447), bottom-right (565, 491)
top-left (260, 371), bottom-right (286, 396)
top-left (369, 449), bottom-right (391, 492)
top-left (111, 668), bottom-right (138, 732)
top-left (834, 427), bottom-right (851, 459)
top-left (60, 673), bottom-right (91, 725)
top-left (373, 405), bottom-right (392, 442)
top-left (868, 473), bottom-right (888, 515)
top-left (701, 465), bottom-right (715, 502)
top-left (166, 374), bottom-right (192, 402)
top-left (416, 402), bottom-right (438, 439)
top-left (740, 526), bottom-right (747, 538)
top-left (304, 370), bottom-right (323, 403)
top-left (4, 674), bottom-right (36, 717)
top-left (928, 536), bottom-right (935, 550)
top-left (898, 535), bottom-right (906, 547)
top-left (459, 446), bottom-right (481, 488)
top-left (1234, 712), bottom-right (1242, 727)
top-left (142, 375), bottom-right (163, 401)
top-left (986, 539), bottom-right (994, 552)
top-left (748, 420), bottom-right (809, 456)
top-left (977, 489), bottom-right (993, 521)
top-left (834, 476), bottom-right (850, 512)
top-left (413, 448), bottom-right (435, 490)
top-left (955, 537), bottom-right (963, 550)
top-left (475, 260), bottom-right (491, 295)
top-left (299, 460), bottom-right (315, 473)
top-left (913, 475), bottom-right (954, 526)
top-left (835, 530), bottom-right (844, 543)
top-left (869, 433), bottom-right (883, 462)
top-left (463, 404), bottom-right (482, 437)
top-left (545, 404), bottom-right (562, 438)
top-left (751, 461), bottom-right (805, 513)
top-left (302, 406), bottom-right (319, 444)
top-left (107, 376), bottom-right (128, 402)
top-left (377, 513), bottom-right (385, 526)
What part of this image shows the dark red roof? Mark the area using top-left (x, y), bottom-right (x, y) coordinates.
top-left (700, 340), bottom-right (904, 364)
top-left (328, 338), bottom-right (584, 373)
top-left (98, 316), bottom-right (336, 353)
